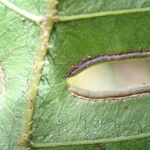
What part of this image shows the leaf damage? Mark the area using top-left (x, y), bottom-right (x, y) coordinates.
top-left (68, 50), bottom-right (150, 77)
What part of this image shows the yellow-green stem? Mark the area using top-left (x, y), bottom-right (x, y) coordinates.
top-left (20, 0), bottom-right (58, 149)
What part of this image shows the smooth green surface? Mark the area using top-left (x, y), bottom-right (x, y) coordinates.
top-left (0, 0), bottom-right (150, 150)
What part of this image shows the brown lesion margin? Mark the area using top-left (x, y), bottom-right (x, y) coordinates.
top-left (70, 85), bottom-right (150, 100)
top-left (68, 50), bottom-right (150, 77)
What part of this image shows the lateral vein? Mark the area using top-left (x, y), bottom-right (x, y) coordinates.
top-left (58, 7), bottom-right (150, 22)
top-left (0, 0), bottom-right (44, 25)
top-left (31, 132), bottom-right (150, 148)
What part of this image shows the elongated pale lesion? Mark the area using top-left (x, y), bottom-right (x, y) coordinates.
top-left (68, 51), bottom-right (150, 100)
top-left (0, 0), bottom-right (44, 24)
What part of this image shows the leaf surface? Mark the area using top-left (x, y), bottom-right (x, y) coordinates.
top-left (0, 0), bottom-right (150, 150)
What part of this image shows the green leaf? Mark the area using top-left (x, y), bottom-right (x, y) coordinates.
top-left (0, 0), bottom-right (150, 150)
top-left (0, 1), bottom-right (42, 149)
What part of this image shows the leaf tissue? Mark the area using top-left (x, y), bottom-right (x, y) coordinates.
top-left (0, 0), bottom-right (150, 150)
